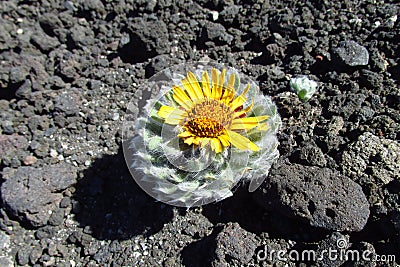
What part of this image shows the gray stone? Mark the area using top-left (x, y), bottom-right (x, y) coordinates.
top-left (39, 13), bottom-right (63, 36)
top-left (54, 90), bottom-right (81, 115)
top-left (220, 5), bottom-right (240, 24)
top-left (0, 134), bottom-right (28, 166)
top-left (69, 24), bottom-right (95, 47)
top-left (0, 256), bottom-right (13, 267)
top-left (201, 21), bottom-right (233, 44)
top-left (126, 17), bottom-right (169, 56)
top-left (48, 208), bottom-right (65, 226)
top-left (29, 245), bottom-right (43, 265)
top-left (317, 232), bottom-right (349, 267)
top-left (332, 40), bottom-right (369, 66)
top-left (9, 66), bottom-right (29, 84)
top-left (17, 246), bottom-right (31, 265)
top-left (254, 163), bottom-right (370, 232)
top-left (15, 79), bottom-right (32, 98)
top-left (342, 132), bottom-right (400, 185)
top-left (343, 242), bottom-right (377, 267)
top-left (1, 163), bottom-right (77, 227)
top-left (211, 222), bottom-right (258, 266)
top-left (291, 140), bottom-right (327, 167)
top-left (31, 29), bottom-right (60, 52)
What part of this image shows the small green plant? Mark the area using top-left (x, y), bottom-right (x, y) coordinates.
top-left (290, 76), bottom-right (318, 101)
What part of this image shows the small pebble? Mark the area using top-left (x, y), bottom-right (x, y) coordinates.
top-left (23, 155), bottom-right (37, 165)
top-left (112, 113), bottom-right (119, 121)
top-left (50, 149), bottom-right (58, 158)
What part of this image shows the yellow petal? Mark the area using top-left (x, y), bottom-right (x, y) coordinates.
top-left (184, 136), bottom-right (195, 145)
top-left (182, 78), bottom-right (198, 101)
top-left (221, 73), bottom-right (236, 104)
top-left (217, 134), bottom-right (230, 147)
top-left (187, 72), bottom-right (204, 99)
top-left (226, 130), bottom-right (259, 151)
top-left (172, 86), bottom-right (193, 110)
top-left (158, 105), bottom-right (175, 119)
top-left (227, 73), bottom-right (235, 91)
top-left (230, 83), bottom-right (250, 110)
top-left (257, 123), bottom-right (269, 131)
top-left (211, 68), bottom-right (221, 99)
top-left (158, 106), bottom-right (187, 125)
top-left (178, 131), bottom-right (193, 138)
top-left (202, 71), bottom-right (211, 98)
top-left (200, 138), bottom-right (210, 147)
top-left (233, 100), bottom-right (254, 118)
top-left (218, 69), bottom-right (226, 99)
top-left (230, 115), bottom-right (270, 130)
top-left (210, 138), bottom-right (223, 153)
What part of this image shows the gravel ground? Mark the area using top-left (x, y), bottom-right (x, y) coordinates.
top-left (0, 0), bottom-right (399, 266)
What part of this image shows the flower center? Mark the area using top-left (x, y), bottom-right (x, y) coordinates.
top-left (185, 117), bottom-right (224, 137)
top-left (183, 99), bottom-right (233, 138)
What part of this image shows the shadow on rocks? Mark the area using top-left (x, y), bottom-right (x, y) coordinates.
top-left (181, 227), bottom-right (220, 267)
top-left (202, 185), bottom-right (329, 242)
top-left (72, 147), bottom-right (173, 240)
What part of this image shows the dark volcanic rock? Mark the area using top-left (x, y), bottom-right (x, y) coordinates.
top-left (332, 40), bottom-right (369, 66)
top-left (0, 134), bottom-right (29, 166)
top-left (31, 29), bottom-right (60, 52)
top-left (254, 163), bottom-right (370, 232)
top-left (200, 21), bottom-right (233, 44)
top-left (1, 163), bottom-right (77, 227)
top-left (342, 132), bottom-right (400, 186)
top-left (211, 222), bottom-right (258, 266)
top-left (120, 17), bottom-right (169, 63)
top-left (316, 232), bottom-right (349, 267)
top-left (69, 24), bottom-right (95, 48)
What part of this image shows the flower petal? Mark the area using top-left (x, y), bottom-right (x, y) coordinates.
top-left (202, 71), bottom-right (211, 98)
top-left (182, 78), bottom-right (199, 100)
top-left (187, 72), bottom-right (204, 99)
top-left (218, 68), bottom-right (226, 99)
top-left (217, 134), bottom-right (230, 147)
top-left (233, 100), bottom-right (254, 119)
top-left (210, 138), bottom-right (223, 153)
top-left (211, 68), bottom-right (222, 99)
top-left (178, 131), bottom-right (193, 138)
top-left (172, 86), bottom-right (193, 110)
top-left (230, 83), bottom-right (251, 110)
top-left (230, 115), bottom-right (270, 130)
top-left (226, 130), bottom-right (259, 151)
top-left (158, 106), bottom-right (187, 125)
top-left (184, 136), bottom-right (201, 145)
top-left (158, 105), bottom-right (175, 119)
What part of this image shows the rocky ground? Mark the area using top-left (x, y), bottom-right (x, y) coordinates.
top-left (0, 0), bottom-right (399, 266)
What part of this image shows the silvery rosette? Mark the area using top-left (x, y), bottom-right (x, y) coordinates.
top-left (122, 62), bottom-right (281, 207)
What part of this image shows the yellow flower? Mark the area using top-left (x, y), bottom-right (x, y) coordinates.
top-left (157, 68), bottom-right (269, 153)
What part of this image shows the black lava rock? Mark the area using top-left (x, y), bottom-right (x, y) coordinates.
top-left (332, 40), bottom-right (369, 67)
top-left (254, 163), bottom-right (370, 232)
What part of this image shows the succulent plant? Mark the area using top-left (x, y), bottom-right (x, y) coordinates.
top-left (123, 62), bottom-right (281, 207)
top-left (290, 76), bottom-right (318, 101)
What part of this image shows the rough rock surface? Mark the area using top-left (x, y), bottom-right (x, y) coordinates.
top-left (254, 163), bottom-right (370, 232)
top-left (342, 132), bottom-right (400, 185)
top-left (332, 40), bottom-right (369, 66)
top-left (1, 163), bottom-right (77, 227)
top-left (211, 222), bottom-right (258, 266)
top-left (0, 0), bottom-right (399, 266)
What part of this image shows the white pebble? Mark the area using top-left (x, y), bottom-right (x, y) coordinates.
top-left (50, 149), bottom-right (58, 158)
top-left (112, 113), bottom-right (120, 121)
top-left (16, 28), bottom-right (24, 34)
top-left (210, 11), bottom-right (219, 21)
